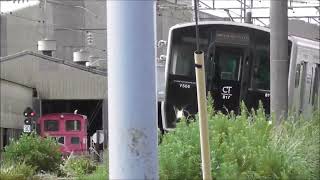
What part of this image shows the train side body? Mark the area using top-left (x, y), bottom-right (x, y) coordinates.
top-left (289, 36), bottom-right (320, 118)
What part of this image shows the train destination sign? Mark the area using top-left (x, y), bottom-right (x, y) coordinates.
top-left (215, 31), bottom-right (250, 45)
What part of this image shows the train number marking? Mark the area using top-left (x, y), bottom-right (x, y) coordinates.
top-left (179, 83), bottom-right (191, 89)
top-left (221, 86), bottom-right (232, 100)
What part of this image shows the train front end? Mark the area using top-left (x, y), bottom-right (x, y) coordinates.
top-left (162, 22), bottom-right (274, 130)
top-left (38, 113), bottom-right (88, 155)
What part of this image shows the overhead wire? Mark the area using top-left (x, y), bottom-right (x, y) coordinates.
top-left (1, 11), bottom-right (105, 35)
top-left (193, 0), bottom-right (200, 52)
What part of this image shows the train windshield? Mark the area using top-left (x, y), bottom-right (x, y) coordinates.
top-left (169, 27), bottom-right (210, 77)
top-left (212, 47), bottom-right (242, 81)
top-left (44, 120), bottom-right (59, 131)
top-left (251, 45), bottom-right (269, 90)
top-left (169, 26), bottom-right (246, 80)
top-left (66, 120), bottom-right (81, 131)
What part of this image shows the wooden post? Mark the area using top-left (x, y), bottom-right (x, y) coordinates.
top-left (194, 51), bottom-right (212, 180)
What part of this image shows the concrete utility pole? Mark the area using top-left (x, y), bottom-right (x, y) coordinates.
top-left (270, 1), bottom-right (288, 123)
top-left (107, 1), bottom-right (158, 179)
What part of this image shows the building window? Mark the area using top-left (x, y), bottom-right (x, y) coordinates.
top-left (44, 120), bottom-right (59, 131)
top-left (65, 120), bottom-right (81, 131)
top-left (71, 137), bottom-right (80, 144)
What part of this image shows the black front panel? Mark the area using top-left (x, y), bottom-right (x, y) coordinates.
top-left (166, 74), bottom-right (197, 111)
top-left (210, 80), bottom-right (241, 113)
top-left (246, 89), bottom-right (270, 114)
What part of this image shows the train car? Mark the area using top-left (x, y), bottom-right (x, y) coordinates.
top-left (37, 113), bottom-right (88, 154)
top-left (160, 21), bottom-right (320, 130)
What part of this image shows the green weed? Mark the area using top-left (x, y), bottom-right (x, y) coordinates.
top-left (159, 98), bottom-right (320, 180)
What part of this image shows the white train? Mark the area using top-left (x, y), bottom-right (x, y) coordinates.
top-left (158, 21), bottom-right (320, 130)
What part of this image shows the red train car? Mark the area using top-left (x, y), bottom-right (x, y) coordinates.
top-left (37, 113), bottom-right (88, 155)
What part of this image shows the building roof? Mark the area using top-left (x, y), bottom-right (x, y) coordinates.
top-left (1, 51), bottom-right (107, 100)
top-left (0, 50), bottom-right (107, 76)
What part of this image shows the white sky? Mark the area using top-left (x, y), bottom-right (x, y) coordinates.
top-left (0, 0), bottom-right (319, 26)
top-left (0, 0), bottom-right (40, 13)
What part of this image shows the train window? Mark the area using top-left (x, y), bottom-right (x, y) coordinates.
top-left (71, 137), bottom-right (80, 144)
top-left (295, 64), bottom-right (301, 88)
top-left (169, 28), bottom-right (209, 77)
top-left (171, 43), bottom-right (196, 76)
top-left (312, 65), bottom-right (319, 105)
top-left (53, 136), bottom-right (65, 145)
top-left (252, 47), bottom-right (270, 90)
top-left (65, 120), bottom-right (81, 131)
top-left (44, 120), bottom-right (59, 131)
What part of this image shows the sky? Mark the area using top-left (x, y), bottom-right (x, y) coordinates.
top-left (0, 0), bottom-right (319, 26)
top-left (0, 0), bottom-right (40, 13)
top-left (200, 0), bottom-right (320, 25)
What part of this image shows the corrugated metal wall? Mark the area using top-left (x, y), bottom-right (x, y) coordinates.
top-left (0, 79), bottom-right (33, 129)
top-left (1, 54), bottom-right (107, 100)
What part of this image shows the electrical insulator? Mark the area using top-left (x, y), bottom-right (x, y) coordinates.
top-left (87, 32), bottom-right (94, 46)
top-left (13, 0), bottom-right (28, 3)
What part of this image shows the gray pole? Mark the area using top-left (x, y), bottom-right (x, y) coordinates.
top-left (107, 0), bottom-right (158, 179)
top-left (270, 0), bottom-right (288, 123)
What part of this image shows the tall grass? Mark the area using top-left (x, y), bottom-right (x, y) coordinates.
top-left (77, 151), bottom-right (109, 180)
top-left (159, 98), bottom-right (320, 179)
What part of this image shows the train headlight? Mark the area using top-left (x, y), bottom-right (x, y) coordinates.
top-left (176, 109), bottom-right (184, 119)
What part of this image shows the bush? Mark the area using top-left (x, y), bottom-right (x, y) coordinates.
top-left (77, 150), bottom-right (109, 180)
top-left (62, 156), bottom-right (97, 177)
top-left (0, 162), bottom-right (36, 180)
top-left (159, 98), bottom-right (320, 179)
top-left (78, 163), bottom-right (108, 180)
top-left (2, 132), bottom-right (62, 173)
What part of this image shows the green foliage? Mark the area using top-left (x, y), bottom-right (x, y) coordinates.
top-left (159, 98), bottom-right (320, 180)
top-left (0, 162), bottom-right (36, 180)
top-left (78, 163), bottom-right (108, 180)
top-left (77, 151), bottom-right (108, 180)
top-left (270, 111), bottom-right (320, 179)
top-left (2, 132), bottom-right (62, 173)
top-left (62, 156), bottom-right (97, 177)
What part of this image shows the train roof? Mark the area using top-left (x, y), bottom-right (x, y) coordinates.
top-left (39, 113), bottom-right (87, 119)
top-left (170, 21), bottom-right (320, 49)
top-left (170, 21), bottom-right (270, 33)
top-left (290, 36), bottom-right (320, 50)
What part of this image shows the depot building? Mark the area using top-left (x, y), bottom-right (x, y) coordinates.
top-left (0, 50), bottom-right (108, 150)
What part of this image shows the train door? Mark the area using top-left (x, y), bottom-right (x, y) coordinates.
top-left (292, 62), bottom-right (304, 112)
top-left (312, 64), bottom-right (320, 110)
top-left (208, 46), bottom-right (246, 113)
top-left (301, 63), bottom-right (320, 116)
top-left (246, 44), bottom-right (270, 114)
